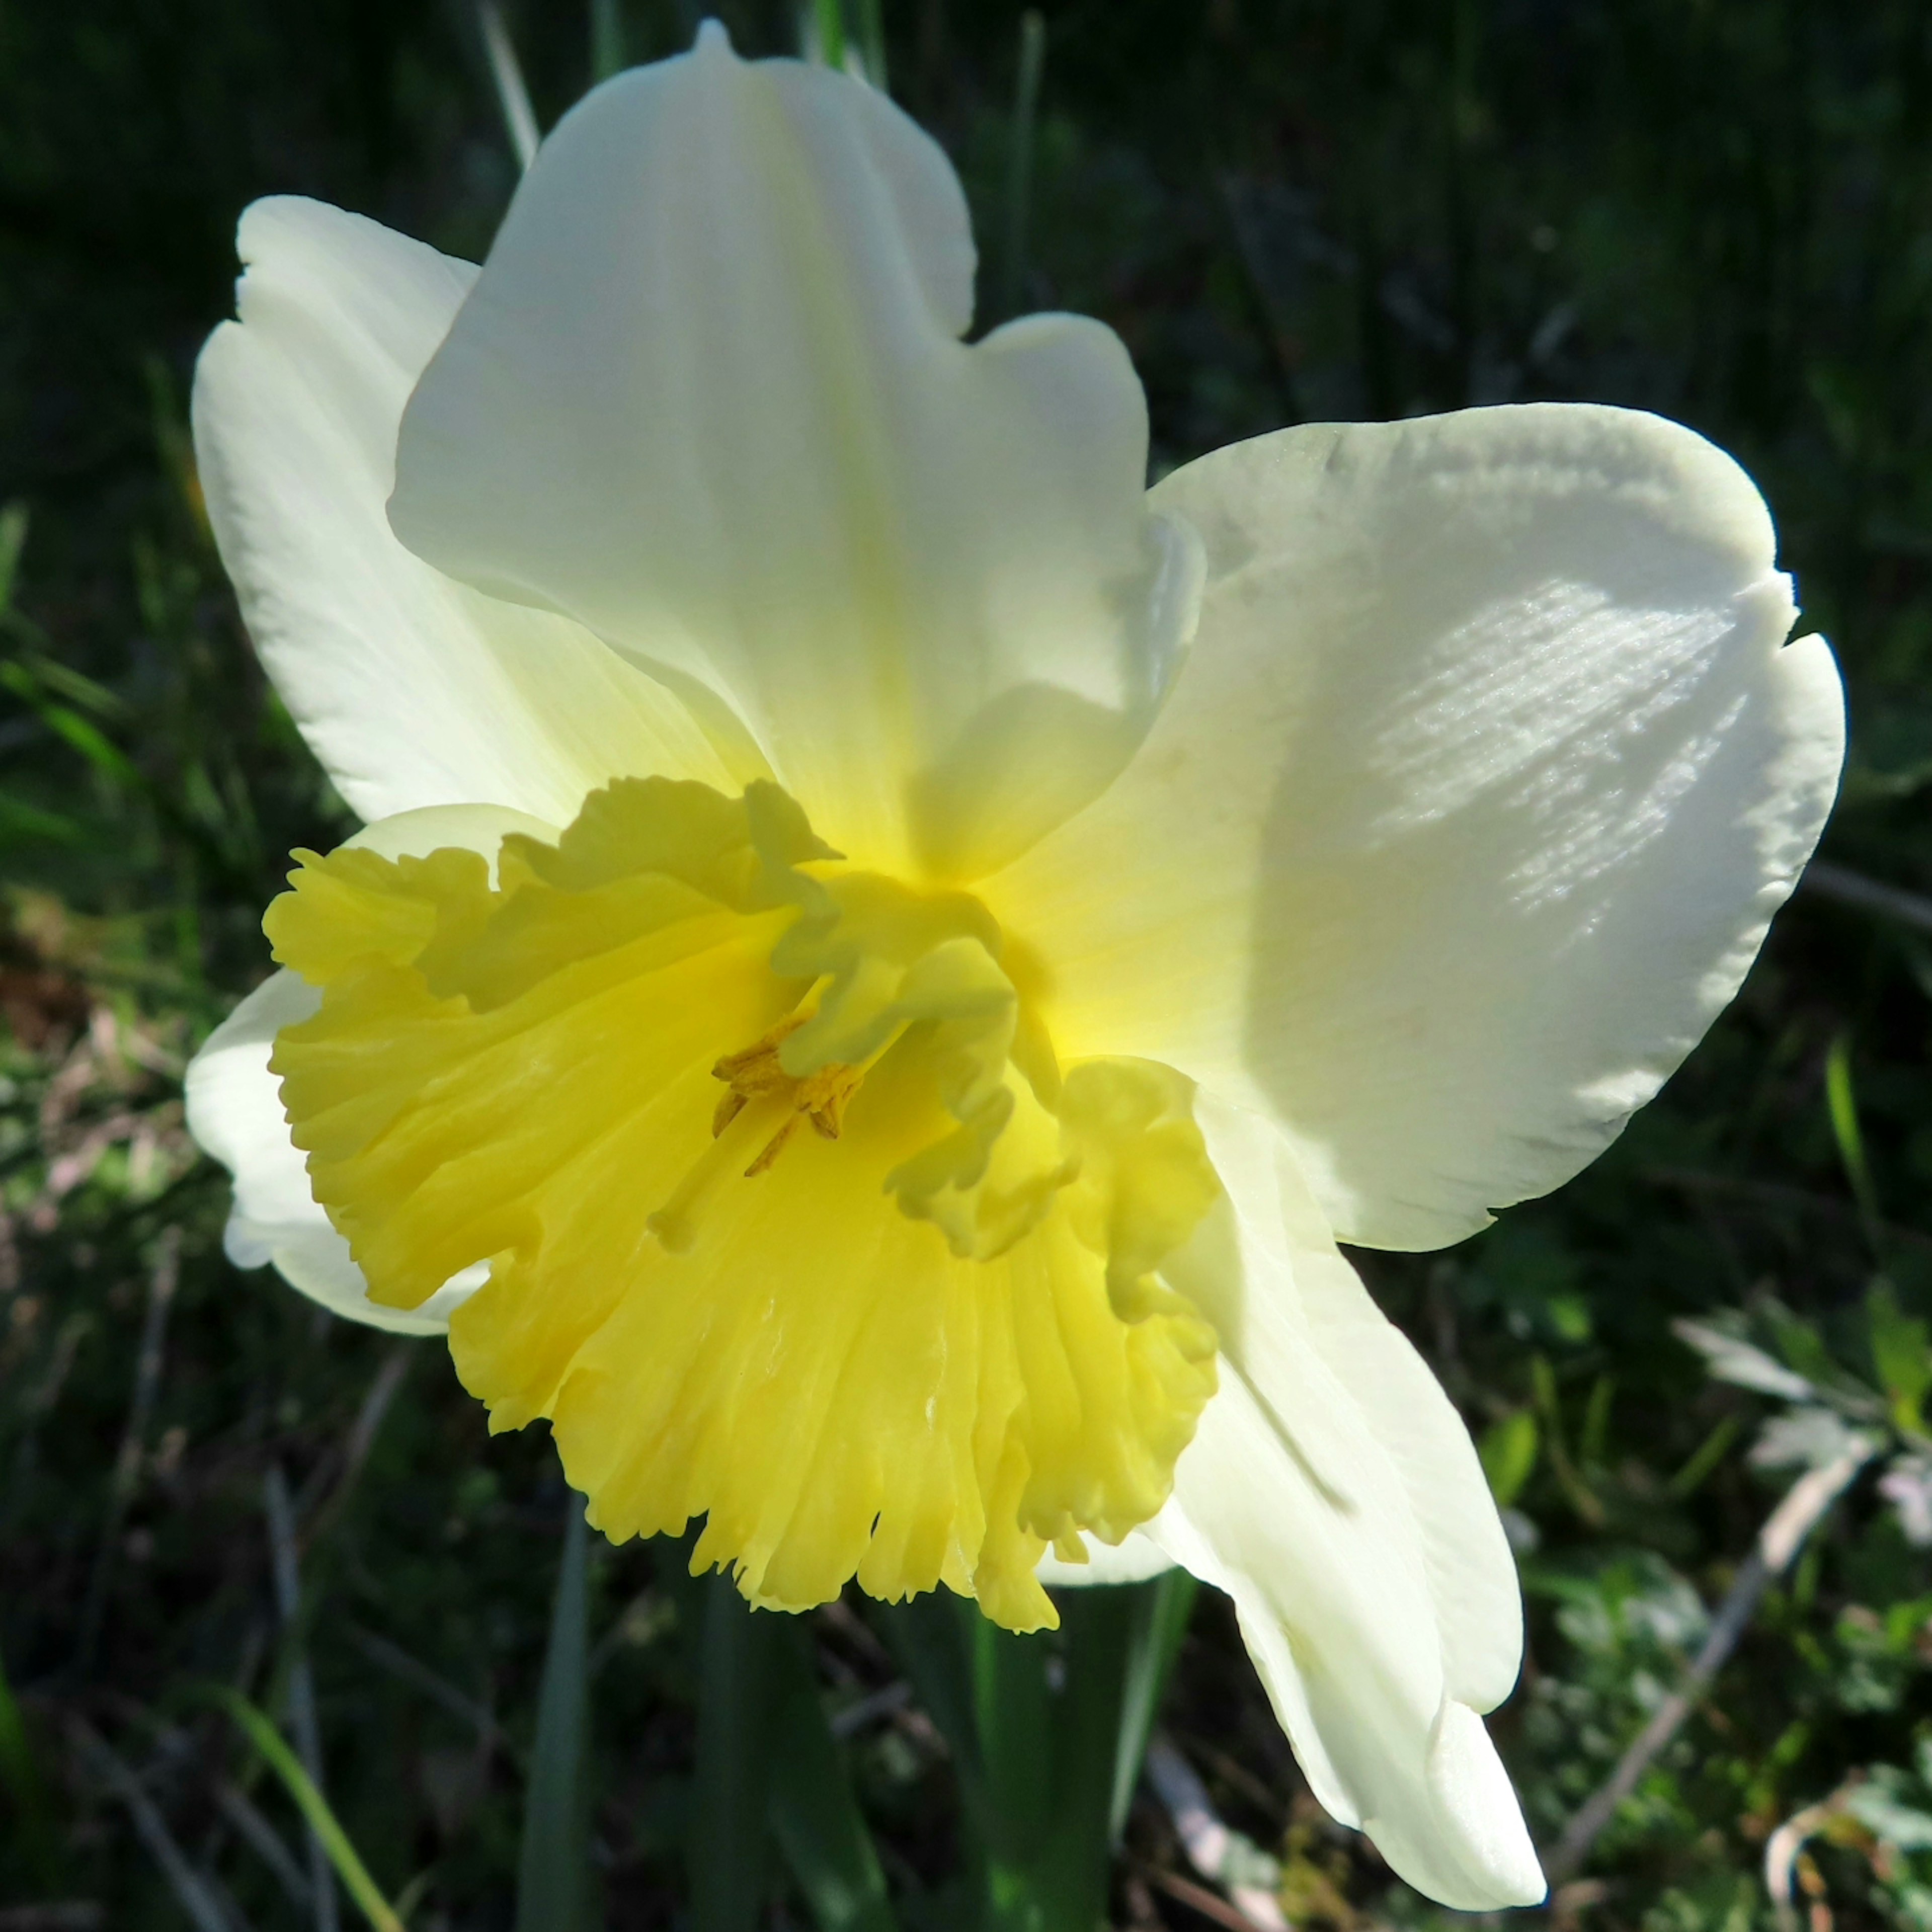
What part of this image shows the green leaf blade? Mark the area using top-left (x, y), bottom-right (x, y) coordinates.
top-left (766, 1621), bottom-right (899, 1932)
top-left (517, 1503), bottom-right (595, 1932)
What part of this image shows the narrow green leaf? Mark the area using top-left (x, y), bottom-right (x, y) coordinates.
top-left (1580, 1374), bottom-right (1615, 1470)
top-left (1108, 1570), bottom-right (1196, 1844)
top-left (766, 1621), bottom-right (899, 1932)
top-left (691, 1576), bottom-right (773, 1931)
top-left (1667, 1413), bottom-right (1741, 1499)
top-left (0, 662), bottom-right (143, 793)
top-left (0, 1635), bottom-right (59, 1893)
top-left (1528, 1350), bottom-right (1603, 1525)
top-left (970, 1603), bottom-right (1054, 1866)
top-left (517, 1504), bottom-right (594, 1932)
top-left (1868, 1279), bottom-right (1932, 1431)
top-left (1826, 1032), bottom-right (1887, 1263)
top-left (0, 501), bottom-right (29, 616)
top-left (1767, 1304), bottom-right (1840, 1388)
top-left (0, 789), bottom-right (85, 846)
top-left (23, 650), bottom-right (127, 720)
top-left (43, 703), bottom-right (142, 786)
top-left (393, 1871), bottom-right (436, 1922)
top-left (872, 1592), bottom-right (986, 1826)
top-left (201, 1683), bottom-right (407, 1932)
top-left (974, 1589), bottom-right (1140, 1930)
top-left (1479, 1409), bottom-right (1540, 1508)
top-left (1037, 1589), bottom-right (1134, 1923)
top-left (873, 1589), bottom-right (1164, 1929)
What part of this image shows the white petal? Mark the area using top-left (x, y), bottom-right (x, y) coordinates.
top-left (1194, 1096), bottom-right (1523, 1714)
top-left (1036, 1531), bottom-right (1176, 1588)
top-left (342, 801), bottom-right (561, 869)
top-left (389, 24), bottom-right (1195, 881)
top-left (193, 195), bottom-right (735, 829)
top-left (185, 969), bottom-right (475, 1334)
top-left (184, 805), bottom-right (558, 1332)
top-left (1138, 1097), bottom-right (1542, 1907)
top-left (988, 405), bottom-right (1844, 1249)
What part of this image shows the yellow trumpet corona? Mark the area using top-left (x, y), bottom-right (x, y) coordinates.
top-left (264, 775), bottom-right (1218, 1631)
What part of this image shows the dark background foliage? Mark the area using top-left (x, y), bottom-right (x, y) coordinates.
top-left (5, 1), bottom-right (1932, 1926)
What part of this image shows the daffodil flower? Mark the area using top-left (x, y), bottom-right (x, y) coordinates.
top-left (182, 25), bottom-right (1843, 1909)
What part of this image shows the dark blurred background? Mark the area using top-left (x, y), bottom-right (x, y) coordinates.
top-left (6, 3), bottom-right (1932, 1927)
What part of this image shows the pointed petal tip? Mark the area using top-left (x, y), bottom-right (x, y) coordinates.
top-left (1365, 1699), bottom-right (1547, 1910)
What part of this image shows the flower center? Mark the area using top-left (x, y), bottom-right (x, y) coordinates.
top-left (710, 1013), bottom-right (864, 1168)
top-left (260, 776), bottom-right (1221, 1631)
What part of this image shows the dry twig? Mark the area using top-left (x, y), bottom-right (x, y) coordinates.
top-left (1765, 1787), bottom-right (1855, 1932)
top-left (1545, 1448), bottom-right (1872, 1883)
top-left (265, 1464), bottom-right (338, 1932)
top-left (69, 1716), bottom-right (242, 1932)
top-left (1144, 1734), bottom-right (1290, 1931)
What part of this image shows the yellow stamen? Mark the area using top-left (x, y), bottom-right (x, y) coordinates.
top-left (710, 1012), bottom-right (867, 1174)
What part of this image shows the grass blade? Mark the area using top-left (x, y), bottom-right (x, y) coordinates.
top-left (1825, 1032), bottom-right (1887, 1265)
top-left (766, 1621), bottom-right (899, 1932)
top-left (200, 1686), bottom-right (405, 1932)
top-left (515, 1503), bottom-right (593, 1932)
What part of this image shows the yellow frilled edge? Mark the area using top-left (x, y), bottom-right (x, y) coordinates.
top-left (263, 776), bottom-right (1220, 1631)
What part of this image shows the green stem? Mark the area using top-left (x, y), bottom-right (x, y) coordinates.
top-left (589, 0), bottom-right (625, 82)
top-left (813, 0), bottom-right (847, 70)
top-left (999, 13), bottom-right (1046, 320)
top-left (870, 1577), bottom-right (1195, 1930)
top-left (855, 0), bottom-right (887, 86)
